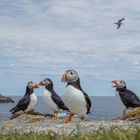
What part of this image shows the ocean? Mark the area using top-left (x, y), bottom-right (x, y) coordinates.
top-left (0, 96), bottom-right (124, 121)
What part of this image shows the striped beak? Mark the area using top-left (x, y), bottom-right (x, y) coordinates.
top-left (61, 74), bottom-right (65, 82)
top-left (33, 83), bottom-right (40, 89)
top-left (111, 80), bottom-right (117, 87)
top-left (39, 80), bottom-right (44, 86)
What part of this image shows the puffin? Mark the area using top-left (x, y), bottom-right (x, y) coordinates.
top-left (61, 69), bottom-right (91, 122)
top-left (10, 81), bottom-right (39, 114)
top-left (39, 78), bottom-right (69, 119)
top-left (114, 18), bottom-right (125, 29)
top-left (112, 80), bottom-right (140, 115)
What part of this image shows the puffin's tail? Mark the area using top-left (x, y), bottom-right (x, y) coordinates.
top-left (135, 102), bottom-right (140, 107)
top-left (87, 110), bottom-right (91, 114)
top-left (62, 105), bottom-right (70, 111)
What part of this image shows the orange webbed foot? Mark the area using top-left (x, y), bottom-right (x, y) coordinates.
top-left (64, 114), bottom-right (74, 123)
top-left (47, 114), bottom-right (57, 120)
top-left (76, 116), bottom-right (85, 123)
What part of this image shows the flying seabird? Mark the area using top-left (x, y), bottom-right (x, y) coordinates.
top-left (10, 81), bottom-right (39, 115)
top-left (112, 80), bottom-right (140, 115)
top-left (114, 18), bottom-right (125, 29)
top-left (39, 78), bottom-right (69, 119)
top-left (61, 69), bottom-right (91, 123)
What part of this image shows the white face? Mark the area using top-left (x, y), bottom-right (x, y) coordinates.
top-left (112, 80), bottom-right (126, 89)
top-left (63, 70), bottom-right (79, 83)
top-left (39, 78), bottom-right (52, 86)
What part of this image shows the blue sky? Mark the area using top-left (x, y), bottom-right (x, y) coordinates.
top-left (0, 0), bottom-right (140, 96)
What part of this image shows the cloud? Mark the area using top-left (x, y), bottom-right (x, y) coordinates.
top-left (0, 0), bottom-right (140, 95)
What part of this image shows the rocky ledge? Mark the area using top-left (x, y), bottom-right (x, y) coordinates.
top-left (1, 108), bottom-right (140, 136)
top-left (116, 107), bottom-right (140, 121)
top-left (0, 113), bottom-right (140, 136)
top-left (0, 94), bottom-right (14, 103)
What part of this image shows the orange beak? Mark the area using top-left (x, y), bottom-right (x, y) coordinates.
top-left (34, 83), bottom-right (40, 89)
top-left (39, 80), bottom-right (43, 86)
top-left (111, 80), bottom-right (117, 83)
top-left (61, 74), bottom-right (65, 82)
top-left (111, 80), bottom-right (117, 88)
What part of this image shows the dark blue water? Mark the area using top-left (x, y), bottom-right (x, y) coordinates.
top-left (0, 96), bottom-right (124, 121)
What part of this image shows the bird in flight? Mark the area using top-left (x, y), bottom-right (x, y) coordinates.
top-left (114, 18), bottom-right (125, 29)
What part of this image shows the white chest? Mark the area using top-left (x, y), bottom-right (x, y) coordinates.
top-left (62, 85), bottom-right (87, 116)
top-left (42, 89), bottom-right (59, 112)
top-left (26, 93), bottom-right (37, 112)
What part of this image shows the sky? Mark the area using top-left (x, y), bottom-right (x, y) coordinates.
top-left (0, 0), bottom-right (140, 96)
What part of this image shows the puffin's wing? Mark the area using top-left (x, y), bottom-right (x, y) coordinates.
top-left (51, 93), bottom-right (69, 111)
top-left (83, 92), bottom-right (91, 114)
top-left (16, 96), bottom-right (30, 108)
top-left (118, 18), bottom-right (125, 22)
top-left (10, 95), bottom-right (30, 113)
top-left (117, 24), bottom-right (121, 29)
top-left (120, 90), bottom-right (140, 106)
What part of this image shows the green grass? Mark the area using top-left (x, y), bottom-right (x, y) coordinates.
top-left (1, 126), bottom-right (140, 140)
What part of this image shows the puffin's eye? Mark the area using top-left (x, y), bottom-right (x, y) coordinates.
top-left (29, 81), bottom-right (33, 84)
top-left (70, 72), bottom-right (73, 75)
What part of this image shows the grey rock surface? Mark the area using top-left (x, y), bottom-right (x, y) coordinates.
top-left (0, 114), bottom-right (140, 135)
top-left (0, 94), bottom-right (14, 103)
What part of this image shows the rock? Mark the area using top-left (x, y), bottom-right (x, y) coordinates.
top-left (116, 107), bottom-right (140, 121)
top-left (10, 109), bottom-right (54, 119)
top-left (0, 94), bottom-right (14, 103)
top-left (0, 114), bottom-right (140, 135)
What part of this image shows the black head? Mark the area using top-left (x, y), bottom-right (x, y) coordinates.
top-left (61, 69), bottom-right (79, 83)
top-left (26, 81), bottom-right (39, 95)
top-left (39, 78), bottom-right (53, 86)
top-left (112, 80), bottom-right (126, 89)
top-left (39, 78), bottom-right (53, 90)
top-left (27, 81), bottom-right (39, 89)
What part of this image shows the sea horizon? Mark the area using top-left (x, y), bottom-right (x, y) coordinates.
top-left (0, 96), bottom-right (124, 121)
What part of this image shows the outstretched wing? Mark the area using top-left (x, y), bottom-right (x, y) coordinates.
top-left (10, 95), bottom-right (30, 113)
top-left (118, 18), bottom-right (125, 22)
top-left (51, 92), bottom-right (69, 111)
top-left (117, 24), bottom-right (121, 29)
